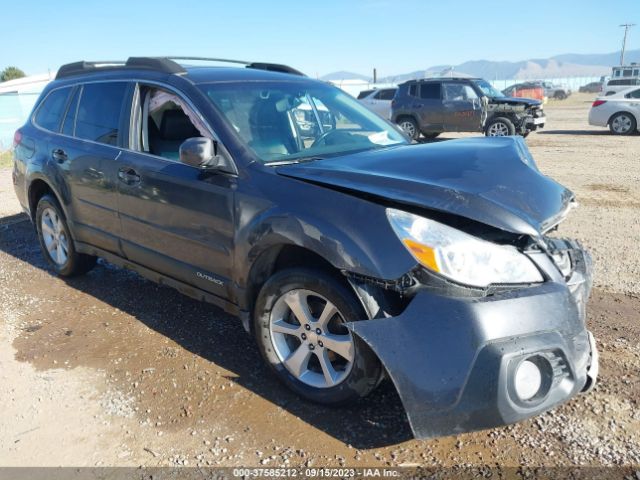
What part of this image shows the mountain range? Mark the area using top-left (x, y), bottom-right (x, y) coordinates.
top-left (321, 49), bottom-right (640, 82)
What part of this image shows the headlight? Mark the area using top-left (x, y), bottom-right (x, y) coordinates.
top-left (386, 208), bottom-right (543, 287)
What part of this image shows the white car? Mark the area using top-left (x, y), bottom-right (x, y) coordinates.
top-left (601, 77), bottom-right (640, 96)
top-left (588, 87), bottom-right (640, 135)
top-left (357, 88), bottom-right (397, 119)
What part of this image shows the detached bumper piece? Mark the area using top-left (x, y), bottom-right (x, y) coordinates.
top-left (347, 241), bottom-right (597, 439)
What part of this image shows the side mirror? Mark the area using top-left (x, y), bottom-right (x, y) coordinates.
top-left (179, 137), bottom-right (219, 169)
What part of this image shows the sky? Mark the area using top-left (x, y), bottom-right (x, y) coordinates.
top-left (0, 0), bottom-right (638, 78)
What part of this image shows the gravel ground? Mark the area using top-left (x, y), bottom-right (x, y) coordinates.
top-left (0, 94), bottom-right (639, 472)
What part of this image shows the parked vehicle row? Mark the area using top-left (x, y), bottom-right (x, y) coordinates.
top-left (12, 56), bottom-right (597, 440)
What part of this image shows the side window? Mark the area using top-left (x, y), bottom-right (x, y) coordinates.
top-left (408, 84), bottom-right (418, 97)
top-left (34, 87), bottom-right (72, 132)
top-left (61, 88), bottom-right (80, 136)
top-left (419, 83), bottom-right (440, 100)
top-left (76, 82), bottom-right (128, 146)
top-left (626, 89), bottom-right (640, 99)
top-left (442, 83), bottom-right (479, 101)
top-left (140, 87), bottom-right (209, 161)
top-left (377, 89), bottom-right (396, 100)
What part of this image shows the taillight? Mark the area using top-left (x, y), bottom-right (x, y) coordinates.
top-left (391, 99), bottom-right (397, 109)
top-left (13, 129), bottom-right (22, 147)
top-left (592, 100), bottom-right (606, 107)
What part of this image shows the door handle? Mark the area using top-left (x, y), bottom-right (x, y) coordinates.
top-left (51, 148), bottom-right (67, 163)
top-left (412, 103), bottom-right (424, 108)
top-left (118, 167), bottom-right (141, 185)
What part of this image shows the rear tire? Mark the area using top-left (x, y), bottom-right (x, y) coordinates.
top-left (35, 195), bottom-right (96, 277)
top-left (609, 112), bottom-right (637, 136)
top-left (253, 268), bottom-right (382, 405)
top-left (397, 116), bottom-right (420, 140)
top-left (485, 117), bottom-right (516, 136)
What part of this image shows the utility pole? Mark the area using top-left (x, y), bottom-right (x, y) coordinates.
top-left (619, 23), bottom-right (635, 65)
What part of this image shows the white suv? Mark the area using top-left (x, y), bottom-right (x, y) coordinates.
top-left (357, 88), bottom-right (397, 119)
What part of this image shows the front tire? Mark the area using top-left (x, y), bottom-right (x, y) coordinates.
top-left (253, 268), bottom-right (382, 405)
top-left (609, 112), bottom-right (637, 135)
top-left (485, 117), bottom-right (516, 136)
top-left (35, 194), bottom-right (96, 277)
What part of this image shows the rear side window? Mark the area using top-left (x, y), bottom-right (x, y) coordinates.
top-left (76, 82), bottom-right (128, 145)
top-left (408, 84), bottom-right (418, 97)
top-left (357, 90), bottom-right (374, 99)
top-left (626, 89), bottom-right (640, 99)
top-left (420, 83), bottom-right (441, 100)
top-left (34, 87), bottom-right (72, 132)
top-left (61, 88), bottom-right (80, 136)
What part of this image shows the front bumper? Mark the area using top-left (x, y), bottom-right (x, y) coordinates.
top-left (347, 241), bottom-right (597, 439)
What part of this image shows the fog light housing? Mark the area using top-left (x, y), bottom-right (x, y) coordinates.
top-left (514, 360), bottom-right (543, 401)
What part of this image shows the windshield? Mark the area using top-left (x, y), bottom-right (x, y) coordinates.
top-left (199, 81), bottom-right (407, 163)
top-left (473, 80), bottom-right (505, 98)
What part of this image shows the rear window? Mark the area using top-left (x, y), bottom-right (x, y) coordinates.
top-left (420, 83), bottom-right (441, 100)
top-left (375, 89), bottom-right (396, 100)
top-left (34, 87), bottom-right (72, 132)
top-left (357, 90), bottom-right (374, 99)
top-left (76, 82), bottom-right (128, 146)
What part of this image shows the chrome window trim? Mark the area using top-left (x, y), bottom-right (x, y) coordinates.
top-left (30, 78), bottom-right (238, 175)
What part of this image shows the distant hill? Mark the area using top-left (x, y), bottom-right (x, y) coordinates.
top-left (320, 49), bottom-right (640, 82)
top-left (320, 70), bottom-right (371, 81)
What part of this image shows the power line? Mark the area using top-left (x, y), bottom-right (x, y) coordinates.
top-left (619, 23), bottom-right (636, 65)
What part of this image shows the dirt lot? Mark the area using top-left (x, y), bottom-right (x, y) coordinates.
top-left (1, 93), bottom-right (639, 470)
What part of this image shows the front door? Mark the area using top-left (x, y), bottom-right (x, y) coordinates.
top-left (116, 84), bottom-right (235, 299)
top-left (441, 82), bottom-right (484, 132)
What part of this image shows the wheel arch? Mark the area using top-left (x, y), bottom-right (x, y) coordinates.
top-left (244, 244), bottom-right (355, 318)
top-left (608, 110), bottom-right (639, 127)
top-left (28, 177), bottom-right (64, 222)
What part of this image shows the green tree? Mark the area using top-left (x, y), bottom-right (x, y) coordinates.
top-left (0, 66), bottom-right (26, 82)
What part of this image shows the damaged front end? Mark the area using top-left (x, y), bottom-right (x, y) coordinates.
top-left (345, 235), bottom-right (598, 439)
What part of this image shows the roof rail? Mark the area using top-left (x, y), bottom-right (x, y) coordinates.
top-left (56, 56), bottom-right (305, 80)
top-left (166, 57), bottom-right (306, 76)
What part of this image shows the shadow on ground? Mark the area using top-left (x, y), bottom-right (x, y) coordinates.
top-left (0, 215), bottom-right (413, 449)
top-left (537, 130), bottom-right (611, 136)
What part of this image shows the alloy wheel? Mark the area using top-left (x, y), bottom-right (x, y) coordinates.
top-left (487, 122), bottom-right (510, 136)
top-left (269, 289), bottom-right (355, 388)
top-left (399, 121), bottom-right (416, 138)
top-left (611, 114), bottom-right (632, 134)
top-left (40, 207), bottom-right (69, 266)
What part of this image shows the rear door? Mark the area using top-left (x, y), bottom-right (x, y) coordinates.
top-left (59, 82), bottom-right (130, 253)
top-left (115, 83), bottom-right (235, 299)
top-left (441, 82), bottom-right (484, 132)
top-left (34, 82), bottom-right (130, 254)
top-left (415, 82), bottom-right (443, 130)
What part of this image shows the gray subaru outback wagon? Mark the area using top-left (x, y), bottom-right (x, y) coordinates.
top-left (11, 57), bottom-right (597, 439)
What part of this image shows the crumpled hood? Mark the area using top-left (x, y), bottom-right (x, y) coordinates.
top-left (277, 137), bottom-right (574, 236)
top-left (492, 96), bottom-right (542, 107)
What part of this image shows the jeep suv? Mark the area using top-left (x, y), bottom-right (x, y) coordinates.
top-left (12, 57), bottom-right (596, 439)
top-left (391, 77), bottom-right (546, 139)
